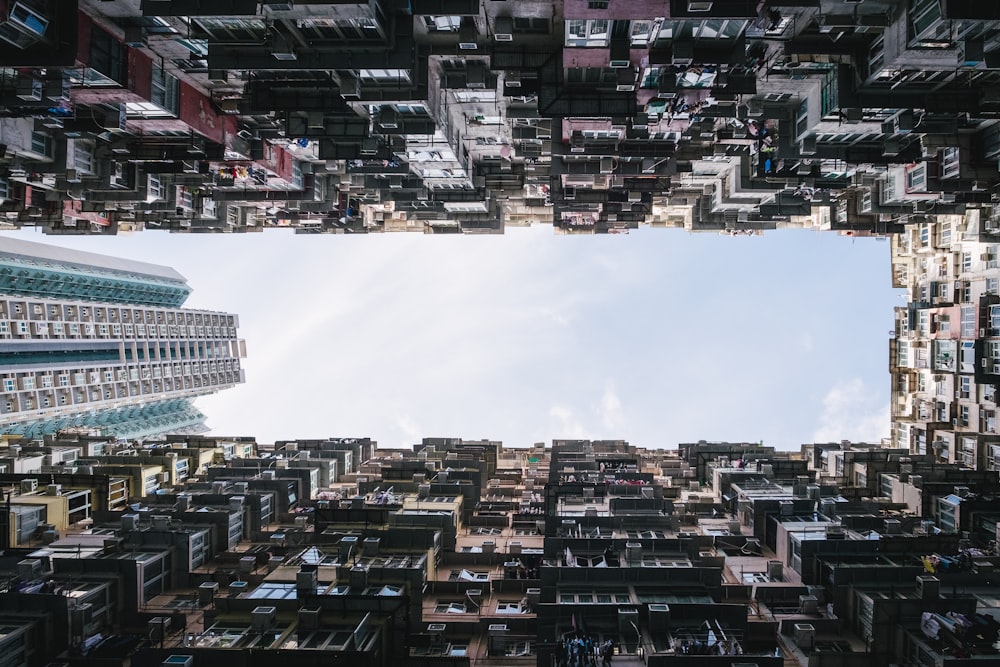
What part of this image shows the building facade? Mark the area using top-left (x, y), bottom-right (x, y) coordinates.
top-left (0, 1), bottom-right (993, 236)
top-left (0, 435), bottom-right (997, 667)
top-left (890, 211), bottom-right (1000, 473)
top-left (0, 237), bottom-right (245, 437)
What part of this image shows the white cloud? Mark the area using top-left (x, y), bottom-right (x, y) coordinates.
top-left (812, 377), bottom-right (890, 443)
top-left (393, 414), bottom-right (423, 447)
top-left (598, 382), bottom-right (623, 430)
top-left (549, 405), bottom-right (590, 439)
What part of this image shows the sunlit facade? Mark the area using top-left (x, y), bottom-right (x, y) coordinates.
top-left (0, 237), bottom-right (245, 437)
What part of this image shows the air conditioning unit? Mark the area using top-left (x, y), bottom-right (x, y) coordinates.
top-left (65, 139), bottom-right (81, 171)
top-left (307, 112), bottom-right (324, 129)
top-left (264, 2), bottom-right (294, 12)
top-left (459, 20), bottom-right (477, 49)
top-left (207, 70), bottom-right (228, 85)
top-left (494, 16), bottom-right (513, 41)
top-left (600, 157), bottom-right (614, 174)
top-left (339, 73), bottom-right (361, 99)
top-left (251, 606), bottom-right (277, 632)
top-left (793, 623), bottom-right (815, 650)
top-left (15, 77), bottom-right (42, 101)
top-left (466, 62), bottom-right (487, 89)
top-left (801, 135), bottom-right (817, 155)
top-left (379, 109), bottom-right (399, 129)
top-left (672, 42), bottom-right (694, 66)
top-left (102, 104), bottom-right (127, 132)
top-left (109, 162), bottom-right (127, 188)
top-left (124, 26), bottom-right (146, 47)
top-left (271, 33), bottom-right (297, 60)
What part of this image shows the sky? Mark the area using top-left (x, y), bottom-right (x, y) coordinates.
top-left (1, 226), bottom-right (903, 449)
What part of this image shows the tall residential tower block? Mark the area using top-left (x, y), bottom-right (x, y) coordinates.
top-left (0, 237), bottom-right (246, 437)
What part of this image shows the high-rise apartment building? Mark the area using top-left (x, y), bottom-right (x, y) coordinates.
top-left (0, 237), bottom-right (246, 437)
top-left (0, 1), bottom-right (995, 235)
top-left (890, 211), bottom-right (1000, 472)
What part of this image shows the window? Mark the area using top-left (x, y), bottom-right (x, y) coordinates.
top-left (298, 17), bottom-right (382, 40)
top-left (588, 0), bottom-right (610, 9)
top-left (30, 132), bottom-right (50, 156)
top-left (939, 222), bottom-right (951, 246)
top-left (194, 17), bottom-right (267, 41)
top-left (565, 19), bottom-right (610, 47)
top-left (961, 305), bottom-right (976, 337)
top-left (559, 591), bottom-right (632, 604)
top-left (70, 140), bottom-right (94, 174)
top-left (393, 103), bottom-right (427, 115)
top-left (909, 0), bottom-right (945, 45)
top-left (987, 245), bottom-right (1000, 269)
top-left (359, 69), bottom-right (411, 84)
top-left (424, 16), bottom-right (461, 31)
top-left (149, 64), bottom-right (179, 115)
top-left (941, 146), bottom-right (960, 179)
top-left (898, 340), bottom-right (911, 367)
top-left (907, 164), bottom-right (927, 192)
top-left (692, 19), bottom-right (745, 39)
top-left (795, 100), bottom-right (809, 139)
top-left (868, 34), bottom-right (885, 74)
top-left (89, 27), bottom-right (126, 84)
top-left (496, 601), bottom-right (526, 614)
top-left (434, 602), bottom-right (469, 613)
top-left (3, 379), bottom-right (14, 392)
top-left (630, 20), bottom-right (653, 46)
